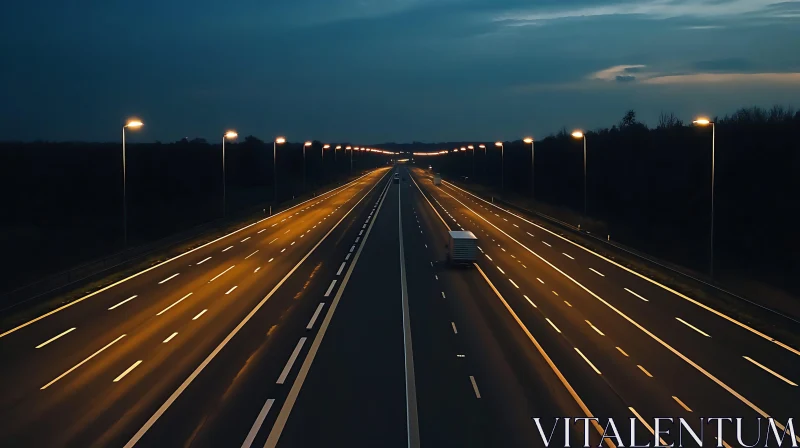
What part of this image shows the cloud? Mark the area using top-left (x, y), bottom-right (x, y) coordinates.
top-left (692, 58), bottom-right (752, 71)
top-left (682, 25), bottom-right (726, 29)
top-left (615, 75), bottom-right (637, 82)
top-left (642, 72), bottom-right (800, 84)
top-left (589, 65), bottom-right (651, 81)
top-left (587, 63), bottom-right (800, 86)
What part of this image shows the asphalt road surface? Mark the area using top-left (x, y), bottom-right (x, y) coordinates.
top-left (0, 163), bottom-right (797, 447)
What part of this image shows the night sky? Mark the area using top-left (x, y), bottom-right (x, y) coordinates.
top-left (2, 0), bottom-right (799, 143)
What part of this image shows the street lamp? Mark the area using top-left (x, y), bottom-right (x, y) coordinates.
top-left (122, 118), bottom-right (143, 247)
top-left (571, 131), bottom-right (587, 216)
top-left (335, 145), bottom-right (341, 163)
top-left (468, 145), bottom-right (475, 180)
top-left (222, 130), bottom-right (238, 218)
top-left (321, 144), bottom-right (331, 182)
top-left (524, 137), bottom-right (535, 200)
top-left (693, 117), bottom-right (716, 277)
top-left (494, 141), bottom-right (504, 190)
top-left (303, 141), bottom-right (312, 192)
top-left (478, 144), bottom-right (486, 182)
top-left (274, 137), bottom-right (286, 206)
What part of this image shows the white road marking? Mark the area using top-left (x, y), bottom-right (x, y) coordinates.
top-left (552, 291), bottom-right (559, 296)
top-left (513, 223), bottom-right (519, 227)
top-left (359, 230), bottom-right (363, 235)
top-left (336, 262), bottom-right (346, 276)
top-left (497, 266), bottom-right (505, 274)
top-left (485, 255), bottom-right (493, 261)
top-left (156, 293), bottom-right (193, 316)
top-left (113, 360), bottom-right (143, 383)
top-left (291, 241), bottom-right (295, 246)
top-left (209, 265), bottom-right (235, 283)
top-left (36, 327), bottom-right (77, 348)
top-left (281, 248), bottom-right (286, 253)
top-left (469, 376), bottom-right (481, 398)
top-left (158, 273), bottom-right (180, 284)
top-left (527, 232), bottom-right (535, 237)
top-left (616, 346), bottom-right (629, 357)
top-left (350, 245), bottom-right (355, 252)
top-left (585, 320), bottom-right (605, 336)
top-left (546, 318), bottom-right (561, 333)
top-left (260, 228), bottom-right (269, 232)
top-left (509, 279), bottom-right (520, 289)
top-left (306, 303), bottom-right (326, 330)
top-left (575, 348), bottom-right (602, 374)
top-left (192, 309), bottom-right (207, 320)
top-left (245, 250), bottom-right (259, 259)
top-left (108, 295), bottom-right (138, 310)
top-left (743, 356), bottom-right (797, 386)
top-left (542, 241), bottom-right (551, 247)
top-left (277, 338), bottom-right (307, 384)
top-left (676, 317), bottom-right (711, 337)
top-left (624, 288), bottom-right (649, 302)
top-left (324, 280), bottom-right (338, 297)
top-left (451, 322), bottom-right (458, 334)
top-left (241, 399), bottom-right (275, 448)
top-left (523, 295), bottom-right (537, 308)
top-left (441, 292), bottom-right (446, 299)
top-left (241, 237), bottom-right (251, 242)
top-left (355, 237), bottom-right (360, 243)
top-left (672, 396), bottom-right (693, 412)
top-left (563, 253), bottom-right (574, 259)
top-left (589, 268), bottom-right (605, 277)
top-left (225, 286), bottom-right (238, 295)
top-left (197, 257), bottom-right (212, 265)
top-left (434, 275), bottom-right (438, 280)
top-left (537, 278), bottom-right (544, 284)
top-left (269, 238), bottom-right (278, 244)
top-left (564, 301), bottom-right (572, 307)
top-left (223, 246), bottom-right (234, 252)
top-left (345, 253), bottom-right (351, 261)
top-left (254, 267), bottom-right (261, 273)
top-left (163, 332), bottom-right (178, 343)
top-left (638, 365), bottom-right (654, 378)
top-left (40, 334), bottom-right (126, 389)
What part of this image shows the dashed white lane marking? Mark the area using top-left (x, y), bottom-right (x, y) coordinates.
top-left (575, 348), bottom-right (602, 375)
top-left (624, 288), bottom-right (649, 302)
top-left (616, 346), bottom-right (629, 357)
top-left (158, 273), bottom-right (180, 284)
top-left (241, 237), bottom-right (251, 242)
top-left (434, 275), bottom-right (438, 280)
top-left (306, 303), bottom-right (326, 330)
top-left (113, 360), bottom-right (143, 382)
top-left (241, 399), bottom-right (275, 448)
top-left (441, 292), bottom-right (446, 298)
top-left (277, 338), bottom-right (307, 384)
top-left (36, 327), bottom-right (77, 348)
top-left (513, 223), bottom-right (519, 227)
top-left (324, 280), bottom-right (338, 297)
top-left (157, 293), bottom-right (193, 316)
top-left (585, 320), bottom-right (606, 336)
top-left (537, 278), bottom-right (544, 284)
top-left (163, 332), bottom-right (178, 343)
top-left (269, 238), bottom-right (278, 244)
top-left (497, 266), bottom-right (505, 274)
top-left (197, 257), bottom-right (212, 265)
top-left (552, 290), bottom-right (559, 296)
top-left (523, 295), bottom-right (537, 308)
top-left (261, 228), bottom-right (269, 232)
top-left (223, 246), bottom-right (234, 252)
top-left (336, 262), bottom-right (346, 276)
top-left (291, 241), bottom-right (295, 246)
top-left (225, 286), bottom-right (238, 295)
top-left (355, 237), bottom-right (360, 243)
top-left (350, 245), bottom-right (356, 253)
top-left (509, 279), bottom-right (519, 289)
top-left (672, 396), bottom-right (693, 412)
top-left (742, 356), bottom-right (797, 386)
top-left (345, 253), bottom-right (351, 261)
top-left (545, 318), bottom-right (561, 333)
top-left (469, 376), bottom-right (481, 398)
top-left (676, 317), bottom-right (711, 337)
top-left (209, 265), bottom-right (235, 283)
top-left (245, 250), bottom-right (259, 259)
top-left (40, 334), bottom-right (127, 389)
top-left (108, 295), bottom-right (138, 310)
top-left (281, 249), bottom-right (286, 253)
top-left (451, 322), bottom-right (458, 334)
top-left (589, 268), bottom-right (605, 277)
top-left (563, 253), bottom-right (574, 260)
top-left (542, 241), bottom-right (551, 247)
top-left (192, 309), bottom-right (207, 320)
top-left (638, 365), bottom-right (654, 378)
top-left (359, 230), bottom-right (363, 235)
top-left (527, 232), bottom-right (534, 237)
top-left (254, 267), bottom-right (261, 273)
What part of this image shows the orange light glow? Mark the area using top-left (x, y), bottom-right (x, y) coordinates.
top-left (125, 119), bottom-right (143, 128)
top-left (478, 144), bottom-right (485, 149)
top-left (494, 142), bottom-right (503, 147)
top-left (275, 137), bottom-right (286, 144)
top-left (571, 131), bottom-right (584, 139)
top-left (304, 141), bottom-right (312, 146)
top-left (335, 145), bottom-right (341, 149)
top-left (693, 118), bottom-right (711, 126)
top-left (468, 145), bottom-right (474, 149)
top-left (224, 131), bottom-right (238, 139)
top-left (523, 137), bottom-right (533, 143)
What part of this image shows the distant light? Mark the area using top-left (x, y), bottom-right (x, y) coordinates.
top-left (523, 137), bottom-right (533, 143)
top-left (275, 137), bottom-right (286, 144)
top-left (571, 131), bottom-right (584, 139)
top-left (304, 141), bottom-right (312, 146)
top-left (335, 145), bottom-right (342, 149)
top-left (125, 119), bottom-right (143, 128)
top-left (478, 144), bottom-right (486, 149)
top-left (693, 118), bottom-right (711, 126)
top-left (468, 145), bottom-right (474, 149)
top-left (323, 144), bottom-right (331, 149)
top-left (224, 130), bottom-right (238, 139)
top-left (494, 142), bottom-right (503, 147)
top-left (346, 146), bottom-right (352, 150)
top-left (452, 149), bottom-right (457, 152)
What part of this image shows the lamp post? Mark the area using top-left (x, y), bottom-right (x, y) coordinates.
top-left (352, 147), bottom-right (358, 174)
top-left (303, 141), bottom-right (312, 192)
top-left (274, 137), bottom-right (286, 205)
top-left (122, 118), bottom-right (143, 247)
top-left (222, 130), bottom-right (238, 218)
top-left (335, 145), bottom-right (341, 163)
top-left (468, 145), bottom-right (475, 181)
top-left (494, 141), bottom-right (504, 190)
top-left (571, 131), bottom-right (587, 216)
top-left (478, 144), bottom-right (486, 182)
top-left (322, 144), bottom-right (330, 183)
top-left (693, 117), bottom-right (716, 277)
top-left (524, 137), bottom-right (535, 200)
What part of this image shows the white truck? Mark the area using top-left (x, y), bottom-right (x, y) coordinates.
top-left (446, 230), bottom-right (478, 265)
top-left (433, 173), bottom-right (442, 186)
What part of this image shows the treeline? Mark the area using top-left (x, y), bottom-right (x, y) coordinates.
top-left (400, 106), bottom-right (800, 296)
top-left (0, 137), bottom-right (387, 294)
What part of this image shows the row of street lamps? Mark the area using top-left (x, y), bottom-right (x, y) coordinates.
top-left (432, 117), bottom-right (716, 276)
top-left (121, 119), bottom-right (388, 248)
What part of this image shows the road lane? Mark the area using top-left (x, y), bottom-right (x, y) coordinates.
top-left (0, 169), bottom-right (390, 447)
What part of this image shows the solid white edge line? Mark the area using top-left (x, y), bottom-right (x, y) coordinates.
top-left (742, 356), bottom-right (798, 386)
top-left (41, 334), bottom-right (127, 390)
top-left (1, 171), bottom-right (378, 339)
top-left (276, 338), bottom-right (307, 384)
top-left (306, 303), bottom-right (325, 330)
top-left (121, 168), bottom-right (391, 448)
top-left (263, 172), bottom-right (393, 448)
top-left (241, 399), bottom-right (275, 448)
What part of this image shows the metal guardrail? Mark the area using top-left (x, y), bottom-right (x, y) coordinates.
top-left (442, 178), bottom-right (800, 327)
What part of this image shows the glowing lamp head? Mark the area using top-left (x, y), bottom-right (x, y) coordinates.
top-left (125, 119), bottom-right (143, 128)
top-left (335, 145), bottom-right (341, 149)
top-left (346, 146), bottom-right (352, 150)
top-left (523, 137), bottom-right (533, 144)
top-left (571, 131), bottom-right (584, 139)
top-left (693, 118), bottom-right (711, 126)
top-left (304, 141), bottom-right (312, 146)
top-left (478, 144), bottom-right (485, 149)
top-left (224, 130), bottom-right (238, 139)
top-left (275, 137), bottom-right (286, 144)
top-left (494, 142), bottom-right (503, 147)
top-left (468, 145), bottom-right (474, 149)
top-left (323, 144), bottom-right (331, 149)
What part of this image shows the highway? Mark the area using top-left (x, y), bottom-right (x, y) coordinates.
top-left (0, 162), bottom-right (798, 447)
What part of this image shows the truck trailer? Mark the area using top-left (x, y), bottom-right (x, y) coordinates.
top-left (447, 230), bottom-right (478, 265)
